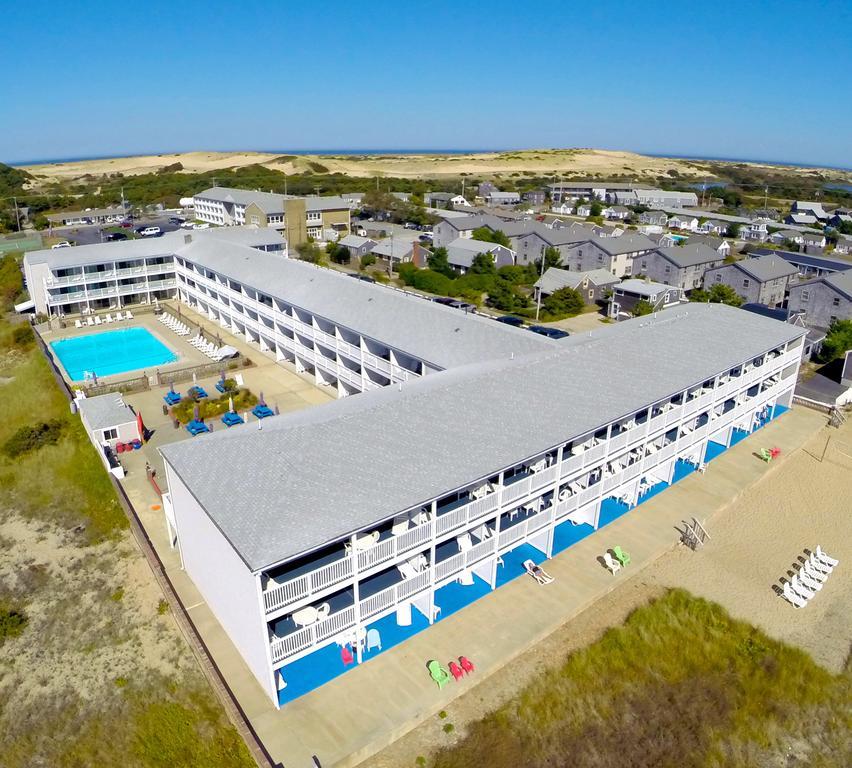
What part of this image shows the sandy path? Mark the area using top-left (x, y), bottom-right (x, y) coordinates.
top-left (367, 416), bottom-right (852, 768)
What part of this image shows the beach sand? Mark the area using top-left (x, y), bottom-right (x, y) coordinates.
top-left (367, 414), bottom-right (852, 768)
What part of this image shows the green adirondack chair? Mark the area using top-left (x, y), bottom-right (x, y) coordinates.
top-left (613, 546), bottom-right (631, 566)
top-left (428, 660), bottom-right (450, 689)
top-left (758, 448), bottom-right (772, 462)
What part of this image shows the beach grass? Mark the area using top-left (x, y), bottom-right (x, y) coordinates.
top-left (430, 589), bottom-right (851, 768)
top-left (0, 312), bottom-right (255, 768)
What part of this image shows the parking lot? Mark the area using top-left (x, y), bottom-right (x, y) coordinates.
top-left (50, 215), bottom-right (184, 246)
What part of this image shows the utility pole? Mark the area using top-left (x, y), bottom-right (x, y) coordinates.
top-left (12, 196), bottom-right (21, 231)
top-left (763, 186), bottom-right (768, 212)
top-left (535, 246), bottom-right (547, 321)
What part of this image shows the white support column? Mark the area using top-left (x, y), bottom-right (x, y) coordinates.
top-left (545, 446), bottom-right (563, 558)
top-left (254, 573), bottom-right (280, 708)
top-left (428, 500), bottom-right (437, 623)
top-left (490, 472), bottom-right (505, 589)
top-left (350, 534), bottom-right (362, 664)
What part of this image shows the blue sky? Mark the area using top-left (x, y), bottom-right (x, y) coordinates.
top-left (2, 0), bottom-right (851, 167)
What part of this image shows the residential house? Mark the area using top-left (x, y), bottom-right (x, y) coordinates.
top-left (687, 234), bottom-right (731, 259)
top-left (667, 214), bottom-right (699, 232)
top-left (484, 191), bottom-right (521, 207)
top-left (391, 192), bottom-right (412, 204)
top-left (802, 232), bottom-right (827, 254)
top-left (77, 393), bottom-right (141, 479)
top-left (612, 189), bottom-right (698, 208)
top-left (767, 229), bottom-right (804, 247)
top-left (785, 213), bottom-right (818, 226)
top-left (602, 205), bottom-right (631, 221)
top-left (337, 234), bottom-right (377, 260)
top-left (646, 232), bottom-right (678, 248)
top-left (608, 279), bottom-right (686, 320)
top-left (576, 203), bottom-right (592, 217)
top-left (702, 255), bottom-right (797, 306)
top-left (639, 211), bottom-right (668, 227)
top-left (792, 201), bottom-right (829, 221)
top-left (834, 234), bottom-right (852, 255)
top-left (46, 205), bottom-right (129, 227)
top-left (341, 193), bottom-right (366, 209)
top-left (533, 267), bottom-right (619, 305)
top-left (513, 223), bottom-right (595, 267)
top-left (425, 192), bottom-right (470, 209)
top-left (478, 182), bottom-right (497, 198)
top-left (698, 219), bottom-right (727, 235)
top-left (561, 232), bottom-right (657, 277)
top-left (741, 220), bottom-right (769, 242)
top-left (829, 211), bottom-right (852, 228)
top-left (633, 244), bottom-right (725, 291)
top-left (787, 270), bottom-right (852, 330)
top-left (522, 190), bottom-right (546, 206)
top-left (551, 202), bottom-right (575, 215)
top-left (444, 238), bottom-right (515, 274)
top-left (371, 239), bottom-right (416, 266)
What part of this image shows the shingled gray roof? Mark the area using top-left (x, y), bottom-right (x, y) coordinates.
top-left (655, 243), bottom-right (722, 268)
top-left (175, 241), bottom-right (555, 369)
top-left (535, 267), bottom-right (618, 294)
top-left (160, 303), bottom-right (804, 571)
top-left (734, 255), bottom-right (798, 282)
top-left (77, 393), bottom-right (136, 431)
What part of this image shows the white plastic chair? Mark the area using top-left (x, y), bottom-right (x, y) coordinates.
top-left (790, 576), bottom-right (814, 600)
top-left (803, 562), bottom-right (828, 583)
top-left (94, 316), bottom-right (102, 325)
top-left (366, 628), bottom-right (382, 652)
top-left (75, 319), bottom-right (83, 328)
top-left (125, 310), bottom-right (134, 320)
top-left (782, 583), bottom-right (807, 608)
top-left (603, 552), bottom-right (621, 574)
top-left (808, 553), bottom-right (833, 575)
top-left (105, 314), bottom-right (113, 323)
top-left (815, 545), bottom-right (839, 568)
top-left (315, 602), bottom-right (330, 621)
top-left (797, 570), bottom-right (822, 592)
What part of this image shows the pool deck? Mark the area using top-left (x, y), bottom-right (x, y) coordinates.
top-left (114, 348), bottom-right (827, 768)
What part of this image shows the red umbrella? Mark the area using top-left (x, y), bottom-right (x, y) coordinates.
top-left (137, 411), bottom-right (146, 442)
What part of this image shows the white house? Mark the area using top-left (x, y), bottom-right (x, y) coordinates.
top-left (668, 214), bottom-right (699, 232)
top-left (76, 393), bottom-right (140, 478)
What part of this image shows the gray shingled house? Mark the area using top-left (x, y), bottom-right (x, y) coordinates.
top-left (702, 255), bottom-right (797, 306)
top-left (786, 270), bottom-right (852, 330)
top-left (633, 243), bottom-right (725, 291)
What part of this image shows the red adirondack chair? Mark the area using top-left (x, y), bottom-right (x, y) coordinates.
top-left (459, 656), bottom-right (475, 674)
top-left (448, 661), bottom-right (464, 681)
top-left (341, 645), bottom-right (354, 666)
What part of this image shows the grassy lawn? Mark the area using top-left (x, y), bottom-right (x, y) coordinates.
top-left (430, 590), bottom-right (851, 768)
top-left (0, 313), bottom-right (255, 768)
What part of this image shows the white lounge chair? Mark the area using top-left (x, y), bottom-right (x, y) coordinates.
top-left (523, 559), bottom-right (554, 585)
top-left (603, 552), bottom-right (621, 574)
top-left (315, 602), bottom-right (330, 621)
top-left (86, 317), bottom-right (95, 326)
top-left (808, 553), bottom-right (833, 575)
top-left (105, 314), bottom-right (113, 323)
top-left (345, 531), bottom-right (380, 553)
top-left (235, 373), bottom-right (245, 386)
top-left (94, 315), bottom-right (102, 325)
top-left (802, 562), bottom-right (829, 583)
top-left (75, 319), bottom-right (83, 328)
top-left (782, 583), bottom-right (808, 608)
top-left (789, 576), bottom-right (815, 600)
top-left (125, 310), bottom-right (133, 320)
top-left (114, 311), bottom-right (124, 321)
top-left (815, 545), bottom-right (839, 568)
top-left (797, 569), bottom-right (822, 592)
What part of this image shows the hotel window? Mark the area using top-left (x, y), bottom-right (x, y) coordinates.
top-left (833, 297), bottom-right (840, 307)
top-left (715, 274), bottom-right (722, 283)
top-left (800, 290), bottom-right (809, 302)
top-left (103, 428), bottom-right (118, 441)
top-left (742, 279), bottom-right (750, 288)
top-left (250, 215), bottom-right (260, 225)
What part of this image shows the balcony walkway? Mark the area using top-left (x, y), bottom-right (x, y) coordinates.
top-left (119, 401), bottom-right (826, 768)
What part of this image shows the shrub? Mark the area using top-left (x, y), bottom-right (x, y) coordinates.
top-left (360, 253), bottom-right (377, 269)
top-left (171, 388), bottom-right (258, 424)
top-left (157, 599), bottom-right (170, 615)
top-left (2, 419), bottom-right (65, 458)
top-left (110, 587), bottom-right (125, 602)
top-left (11, 324), bottom-right (35, 349)
top-left (0, 602), bottom-right (28, 645)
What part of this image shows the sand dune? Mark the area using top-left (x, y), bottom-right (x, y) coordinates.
top-left (21, 148), bottom-right (851, 186)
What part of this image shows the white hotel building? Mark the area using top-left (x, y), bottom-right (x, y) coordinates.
top-left (23, 228), bottom-right (286, 318)
top-left (159, 299), bottom-right (804, 708)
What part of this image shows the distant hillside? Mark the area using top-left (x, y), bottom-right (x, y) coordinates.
top-left (0, 162), bottom-right (32, 196)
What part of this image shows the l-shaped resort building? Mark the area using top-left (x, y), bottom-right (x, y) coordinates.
top-left (25, 223), bottom-right (806, 708)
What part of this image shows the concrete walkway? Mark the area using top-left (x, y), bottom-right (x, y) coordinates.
top-left (119, 402), bottom-right (826, 768)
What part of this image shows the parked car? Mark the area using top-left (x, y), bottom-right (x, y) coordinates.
top-left (137, 226), bottom-right (162, 237)
top-left (106, 232), bottom-right (128, 241)
top-left (51, 241), bottom-right (72, 249)
top-left (528, 325), bottom-right (570, 339)
top-left (432, 297), bottom-right (456, 306)
top-left (495, 315), bottom-right (524, 327)
top-left (180, 221), bottom-right (195, 229)
top-left (348, 273), bottom-right (376, 283)
top-left (120, 220), bottom-right (133, 228)
top-left (168, 216), bottom-right (185, 225)
top-left (447, 299), bottom-right (476, 312)
top-left (419, 233), bottom-right (433, 242)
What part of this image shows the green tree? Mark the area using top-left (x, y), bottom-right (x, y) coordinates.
top-left (726, 222), bottom-right (741, 238)
top-left (632, 299), bottom-right (655, 317)
top-left (470, 227), bottom-right (511, 247)
top-left (427, 247), bottom-right (455, 278)
top-left (540, 246), bottom-right (562, 271)
top-left (691, 283), bottom-right (744, 307)
top-left (359, 253), bottom-right (376, 269)
top-left (589, 201), bottom-right (602, 217)
top-left (470, 252), bottom-right (496, 275)
top-left (821, 319), bottom-right (852, 362)
top-left (326, 241), bottom-right (350, 264)
top-left (296, 240), bottom-right (323, 264)
top-left (542, 286), bottom-right (584, 318)
top-left (487, 280), bottom-right (530, 312)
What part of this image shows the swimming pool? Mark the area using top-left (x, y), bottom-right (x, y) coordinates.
top-left (670, 234), bottom-right (688, 242)
top-left (50, 327), bottom-right (177, 381)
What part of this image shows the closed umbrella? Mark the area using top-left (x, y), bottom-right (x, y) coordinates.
top-left (137, 411), bottom-right (146, 442)
top-left (169, 382), bottom-right (175, 394)
top-left (192, 371), bottom-right (197, 384)
top-left (259, 391), bottom-right (266, 406)
top-left (274, 403), bottom-right (280, 415)
top-left (193, 404), bottom-right (200, 421)
top-left (229, 396), bottom-right (235, 413)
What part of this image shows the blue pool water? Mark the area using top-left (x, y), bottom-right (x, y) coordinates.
top-left (50, 328), bottom-right (177, 380)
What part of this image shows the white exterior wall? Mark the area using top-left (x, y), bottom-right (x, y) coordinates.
top-left (258, 339), bottom-right (803, 671)
top-left (166, 464), bottom-right (274, 700)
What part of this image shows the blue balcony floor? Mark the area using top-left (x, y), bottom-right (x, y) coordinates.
top-left (275, 406), bottom-right (792, 706)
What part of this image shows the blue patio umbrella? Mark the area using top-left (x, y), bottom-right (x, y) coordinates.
top-left (193, 404), bottom-right (200, 421)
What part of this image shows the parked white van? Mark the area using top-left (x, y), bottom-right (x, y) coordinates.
top-left (138, 227), bottom-right (161, 238)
